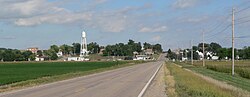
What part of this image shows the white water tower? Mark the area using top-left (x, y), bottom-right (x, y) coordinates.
top-left (80, 30), bottom-right (88, 57)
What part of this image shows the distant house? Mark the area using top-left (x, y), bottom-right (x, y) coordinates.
top-left (57, 49), bottom-right (63, 57)
top-left (196, 50), bottom-right (204, 60)
top-left (133, 51), bottom-right (139, 56)
top-left (27, 47), bottom-right (38, 54)
top-left (133, 55), bottom-right (149, 60)
top-left (206, 51), bottom-right (219, 60)
top-left (35, 57), bottom-right (45, 61)
top-left (212, 56), bottom-right (219, 60)
top-left (99, 49), bottom-right (105, 55)
top-left (145, 49), bottom-right (154, 55)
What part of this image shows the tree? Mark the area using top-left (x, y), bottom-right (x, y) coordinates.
top-left (87, 42), bottom-right (100, 54)
top-left (143, 42), bottom-right (152, 49)
top-left (166, 49), bottom-right (176, 60)
top-left (22, 51), bottom-right (34, 61)
top-left (50, 45), bottom-right (59, 53)
top-left (50, 51), bottom-right (58, 60)
top-left (198, 43), bottom-right (209, 52)
top-left (128, 39), bottom-right (135, 45)
top-left (153, 44), bottom-right (163, 53)
top-left (2, 49), bottom-right (15, 61)
top-left (37, 50), bottom-right (43, 57)
top-left (209, 42), bottom-right (222, 53)
top-left (238, 46), bottom-right (250, 59)
top-left (72, 43), bottom-right (81, 55)
top-left (60, 44), bottom-right (72, 55)
top-left (102, 40), bottom-right (143, 56)
top-left (0, 50), bottom-right (3, 61)
top-left (44, 49), bottom-right (58, 60)
top-left (13, 49), bottom-right (24, 61)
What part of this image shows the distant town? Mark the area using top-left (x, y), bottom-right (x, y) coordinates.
top-left (0, 31), bottom-right (163, 62)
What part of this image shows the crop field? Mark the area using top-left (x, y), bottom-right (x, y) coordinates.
top-left (0, 61), bottom-right (129, 86)
top-left (193, 60), bottom-right (250, 79)
top-left (165, 62), bottom-right (238, 97)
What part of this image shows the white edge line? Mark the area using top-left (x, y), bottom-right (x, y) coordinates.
top-left (137, 63), bottom-right (163, 97)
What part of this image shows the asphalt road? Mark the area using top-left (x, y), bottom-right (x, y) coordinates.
top-left (0, 58), bottom-right (164, 97)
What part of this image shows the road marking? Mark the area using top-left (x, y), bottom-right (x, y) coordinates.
top-left (137, 63), bottom-right (163, 97)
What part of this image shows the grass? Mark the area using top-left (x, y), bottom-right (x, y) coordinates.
top-left (0, 61), bottom-right (144, 92)
top-left (192, 60), bottom-right (250, 79)
top-left (164, 63), bottom-right (177, 97)
top-left (176, 61), bottom-right (250, 92)
top-left (166, 62), bottom-right (238, 97)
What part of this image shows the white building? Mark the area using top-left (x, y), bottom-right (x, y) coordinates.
top-left (35, 57), bottom-right (45, 61)
top-left (57, 50), bottom-right (63, 57)
top-left (212, 56), bottom-right (219, 60)
top-left (133, 55), bottom-right (150, 60)
top-left (196, 50), bottom-right (204, 60)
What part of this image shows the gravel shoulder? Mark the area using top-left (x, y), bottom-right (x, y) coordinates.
top-left (144, 64), bottom-right (167, 97)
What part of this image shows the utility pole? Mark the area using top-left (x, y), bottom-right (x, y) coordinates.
top-left (191, 40), bottom-right (193, 65)
top-left (202, 30), bottom-right (205, 67)
top-left (185, 49), bottom-right (187, 63)
top-left (232, 8), bottom-right (235, 76)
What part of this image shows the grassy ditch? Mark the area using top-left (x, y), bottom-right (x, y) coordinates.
top-left (175, 62), bottom-right (250, 92)
top-left (0, 61), bottom-right (144, 92)
top-left (166, 62), bottom-right (238, 97)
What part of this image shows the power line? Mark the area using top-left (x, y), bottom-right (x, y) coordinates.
top-left (236, 0), bottom-right (250, 8)
top-left (236, 35), bottom-right (250, 38)
top-left (205, 24), bottom-right (231, 40)
top-left (235, 15), bottom-right (250, 21)
top-left (235, 19), bottom-right (250, 25)
top-left (205, 15), bottom-right (231, 35)
top-left (235, 6), bottom-right (250, 13)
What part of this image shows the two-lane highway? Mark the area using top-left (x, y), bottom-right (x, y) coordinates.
top-left (0, 60), bottom-right (164, 97)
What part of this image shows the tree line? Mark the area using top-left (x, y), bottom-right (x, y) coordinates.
top-left (0, 48), bottom-right (35, 61)
top-left (166, 42), bottom-right (250, 60)
top-left (0, 39), bottom-right (162, 62)
top-left (102, 39), bottom-right (163, 56)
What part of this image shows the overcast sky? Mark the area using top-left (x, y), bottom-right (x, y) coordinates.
top-left (0, 0), bottom-right (249, 50)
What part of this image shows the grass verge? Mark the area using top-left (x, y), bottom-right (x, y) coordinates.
top-left (164, 62), bottom-right (177, 97)
top-left (176, 62), bottom-right (250, 92)
top-left (166, 62), bottom-right (238, 97)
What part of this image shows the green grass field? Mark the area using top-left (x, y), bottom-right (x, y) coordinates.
top-left (166, 62), bottom-right (237, 97)
top-left (0, 61), bottom-right (128, 86)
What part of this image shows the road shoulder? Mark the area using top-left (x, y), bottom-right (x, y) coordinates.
top-left (143, 64), bottom-right (167, 97)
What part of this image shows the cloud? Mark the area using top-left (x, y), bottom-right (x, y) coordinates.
top-left (0, 36), bottom-right (16, 40)
top-left (152, 36), bottom-right (161, 42)
top-left (178, 16), bottom-right (209, 23)
top-left (14, 13), bottom-right (92, 26)
top-left (94, 0), bottom-right (108, 4)
top-left (139, 26), bottom-right (168, 33)
top-left (0, 0), bottom-right (67, 19)
top-left (12, 2), bottom-right (150, 33)
top-left (0, 0), bottom-right (155, 33)
top-left (172, 0), bottom-right (200, 9)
